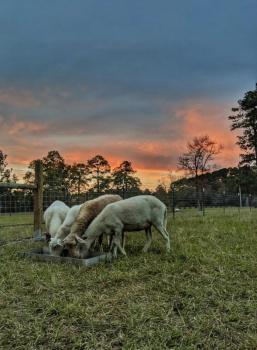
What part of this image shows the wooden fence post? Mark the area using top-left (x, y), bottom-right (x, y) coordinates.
top-left (34, 160), bottom-right (43, 240)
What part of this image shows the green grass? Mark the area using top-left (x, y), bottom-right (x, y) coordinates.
top-left (0, 210), bottom-right (257, 349)
top-left (0, 213), bottom-right (33, 241)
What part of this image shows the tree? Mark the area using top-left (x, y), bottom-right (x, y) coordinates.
top-left (178, 135), bottom-right (222, 206)
top-left (142, 188), bottom-right (152, 195)
top-left (87, 155), bottom-right (111, 192)
top-left (23, 165), bottom-right (35, 185)
top-left (154, 183), bottom-right (167, 196)
top-left (112, 160), bottom-right (141, 192)
top-left (0, 150), bottom-right (7, 176)
top-left (178, 135), bottom-right (222, 177)
top-left (42, 150), bottom-right (68, 190)
top-left (24, 150), bottom-right (69, 192)
top-left (0, 150), bottom-right (18, 183)
top-left (229, 84), bottom-right (257, 166)
top-left (67, 163), bottom-right (89, 195)
top-left (0, 151), bottom-right (18, 213)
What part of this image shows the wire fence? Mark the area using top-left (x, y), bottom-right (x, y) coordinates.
top-left (1, 163), bottom-right (257, 243)
top-left (1, 182), bottom-right (255, 212)
top-left (1, 190), bottom-right (255, 214)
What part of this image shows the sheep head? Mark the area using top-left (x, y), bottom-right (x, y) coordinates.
top-left (49, 237), bottom-right (63, 256)
top-left (63, 235), bottom-right (90, 259)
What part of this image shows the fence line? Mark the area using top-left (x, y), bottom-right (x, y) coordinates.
top-left (1, 161), bottom-right (257, 243)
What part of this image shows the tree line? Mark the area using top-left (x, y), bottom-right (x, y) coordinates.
top-left (24, 152), bottom-right (143, 195)
top-left (0, 152), bottom-right (148, 213)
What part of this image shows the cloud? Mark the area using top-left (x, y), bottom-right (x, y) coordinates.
top-left (0, 88), bottom-right (40, 108)
top-left (1, 96), bottom-right (240, 177)
top-left (0, 0), bottom-right (255, 187)
top-left (173, 101), bottom-right (239, 165)
top-left (8, 120), bottom-right (48, 136)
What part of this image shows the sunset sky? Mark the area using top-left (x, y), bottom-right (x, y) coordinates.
top-left (0, 1), bottom-right (257, 188)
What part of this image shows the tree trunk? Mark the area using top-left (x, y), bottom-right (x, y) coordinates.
top-left (195, 174), bottom-right (200, 210)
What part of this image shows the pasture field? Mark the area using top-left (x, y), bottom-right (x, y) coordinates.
top-left (0, 209), bottom-right (257, 349)
top-left (0, 213), bottom-right (33, 242)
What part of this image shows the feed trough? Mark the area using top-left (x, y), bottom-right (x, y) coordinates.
top-left (19, 247), bottom-right (113, 267)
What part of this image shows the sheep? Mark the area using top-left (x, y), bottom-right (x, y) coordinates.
top-left (49, 204), bottom-right (82, 255)
top-left (73, 195), bottom-right (171, 259)
top-left (43, 200), bottom-right (70, 245)
top-left (62, 194), bottom-right (123, 257)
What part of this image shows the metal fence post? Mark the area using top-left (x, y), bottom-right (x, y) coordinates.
top-left (238, 185), bottom-right (242, 216)
top-left (172, 185), bottom-right (175, 220)
top-left (33, 160), bottom-right (43, 241)
top-left (202, 186), bottom-right (205, 217)
top-left (9, 192), bottom-right (12, 216)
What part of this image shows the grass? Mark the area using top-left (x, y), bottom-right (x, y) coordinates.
top-left (0, 213), bottom-right (33, 241)
top-left (0, 209), bottom-right (257, 349)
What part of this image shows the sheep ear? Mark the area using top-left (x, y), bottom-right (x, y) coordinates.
top-left (75, 235), bottom-right (87, 245)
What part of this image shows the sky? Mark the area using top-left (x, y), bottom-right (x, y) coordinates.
top-left (0, 0), bottom-right (257, 188)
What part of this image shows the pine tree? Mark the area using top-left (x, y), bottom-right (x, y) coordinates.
top-left (112, 160), bottom-right (141, 192)
top-left (87, 155), bottom-right (111, 192)
top-left (229, 84), bottom-right (257, 165)
top-left (24, 150), bottom-right (69, 193)
top-left (67, 163), bottom-right (89, 195)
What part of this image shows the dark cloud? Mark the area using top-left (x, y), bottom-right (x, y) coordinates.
top-left (0, 1), bottom-right (256, 96)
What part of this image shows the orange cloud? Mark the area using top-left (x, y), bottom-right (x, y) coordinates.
top-left (3, 99), bottom-right (241, 189)
top-left (8, 120), bottom-right (48, 136)
top-left (169, 100), bottom-right (239, 167)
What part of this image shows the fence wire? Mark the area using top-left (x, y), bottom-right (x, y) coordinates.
top-left (1, 168), bottom-right (257, 243)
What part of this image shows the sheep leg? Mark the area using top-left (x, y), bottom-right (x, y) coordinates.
top-left (98, 234), bottom-right (104, 253)
top-left (91, 234), bottom-right (104, 253)
top-left (142, 227), bottom-right (153, 253)
top-left (113, 245), bottom-right (118, 258)
top-left (113, 232), bottom-right (127, 256)
top-left (109, 234), bottom-right (114, 250)
top-left (106, 235), bottom-right (110, 247)
top-left (109, 236), bottom-right (118, 258)
top-left (122, 232), bottom-right (126, 249)
top-left (109, 234), bottom-right (117, 258)
top-left (154, 223), bottom-right (171, 252)
top-left (109, 230), bottom-right (126, 258)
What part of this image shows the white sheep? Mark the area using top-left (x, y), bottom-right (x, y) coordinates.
top-left (49, 204), bottom-right (82, 255)
top-left (74, 195), bottom-right (171, 258)
top-left (43, 200), bottom-right (70, 239)
top-left (62, 194), bottom-right (122, 257)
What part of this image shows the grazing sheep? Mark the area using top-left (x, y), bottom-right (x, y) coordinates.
top-left (43, 200), bottom-right (69, 239)
top-left (74, 195), bottom-right (170, 259)
top-left (49, 204), bottom-right (82, 255)
top-left (62, 194), bottom-right (122, 257)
